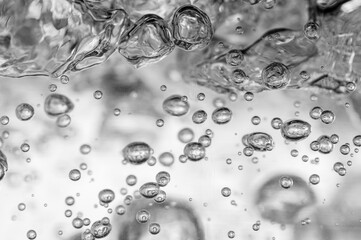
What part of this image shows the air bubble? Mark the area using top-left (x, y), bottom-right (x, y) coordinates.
top-left (154, 190), bottom-right (166, 203)
top-left (16, 103), bottom-right (34, 121)
top-left (281, 119), bottom-right (311, 141)
top-left (126, 175), bottom-right (137, 186)
top-left (162, 95), bottom-right (190, 116)
top-left (0, 116), bottom-right (9, 125)
top-left (90, 218), bottom-right (112, 238)
top-left (156, 171), bottom-right (170, 187)
top-left (304, 22), bottom-right (320, 40)
top-left (136, 209), bottom-right (150, 223)
top-left (271, 117), bottom-right (283, 129)
top-left (320, 110), bottom-right (335, 124)
top-left (251, 116), bottom-right (261, 125)
top-left (69, 169), bottom-right (81, 181)
top-left (192, 110), bottom-right (207, 124)
top-left (123, 142), bottom-right (152, 165)
top-left (183, 142), bottom-right (206, 161)
top-left (158, 152), bottom-right (174, 166)
top-left (149, 223), bottom-right (161, 235)
top-left (56, 114), bottom-right (71, 128)
top-left (139, 182), bottom-right (159, 198)
top-left (198, 135), bottom-right (212, 147)
top-left (309, 174), bottom-right (320, 185)
top-left (27, 230), bottom-right (37, 239)
top-left (243, 132), bottom-right (274, 151)
top-left (221, 187), bottom-right (231, 197)
top-left (309, 106), bottom-right (323, 120)
top-left (226, 49), bottom-right (244, 66)
top-left (280, 176), bottom-right (293, 189)
top-left (212, 107), bottom-right (232, 124)
top-left (262, 62), bottom-right (290, 90)
top-left (98, 189), bottom-right (115, 204)
top-left (44, 94), bottom-right (74, 116)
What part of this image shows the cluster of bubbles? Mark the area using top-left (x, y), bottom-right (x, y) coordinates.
top-left (309, 106), bottom-right (335, 124)
top-left (138, 171), bottom-right (170, 203)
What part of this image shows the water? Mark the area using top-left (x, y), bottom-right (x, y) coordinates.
top-left (1, 1), bottom-right (361, 240)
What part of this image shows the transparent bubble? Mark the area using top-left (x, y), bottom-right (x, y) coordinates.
top-left (126, 175), bottom-right (137, 186)
top-left (123, 142), bottom-right (152, 165)
top-left (252, 223), bottom-right (260, 231)
top-left (333, 162), bottom-right (344, 173)
top-left (65, 196), bottom-right (75, 206)
top-left (0, 116), bottom-right (9, 125)
top-left (72, 217), bottom-right (84, 229)
top-left (27, 230), bottom-right (37, 239)
top-left (251, 116), bottom-right (261, 125)
top-left (119, 14), bottom-right (174, 68)
top-left (261, 62), bottom-right (290, 90)
top-left (243, 146), bottom-right (254, 156)
top-left (156, 171), bottom-right (170, 187)
top-left (18, 203), bottom-right (26, 211)
top-left (310, 140), bottom-right (320, 151)
top-left (160, 85), bottom-right (167, 91)
top-left (158, 152), bottom-right (174, 166)
top-left (60, 75), bottom-right (69, 84)
top-left (154, 190), bottom-right (167, 203)
top-left (48, 84), bottom-right (57, 92)
top-left (98, 189), bottom-right (115, 204)
top-left (83, 218), bottom-right (90, 226)
top-left (44, 94), bottom-right (74, 116)
top-left (162, 95), bottom-right (190, 116)
top-left (340, 144), bottom-right (350, 155)
top-left (304, 22), bottom-right (320, 40)
top-left (82, 230), bottom-right (94, 240)
top-left (147, 156), bottom-right (157, 166)
top-left (320, 110), bottom-right (335, 124)
top-left (178, 128), bottom-right (194, 143)
top-left (179, 154), bottom-right (188, 163)
top-left (21, 143), bottom-right (30, 152)
top-left (338, 167), bottom-right (347, 176)
top-left (231, 69), bottom-right (247, 84)
top-left (236, 25), bottom-right (244, 34)
top-left (149, 222), bottom-right (161, 235)
top-left (291, 149), bottom-right (299, 157)
top-left (300, 71), bottom-right (310, 80)
top-left (139, 182), bottom-right (159, 198)
top-left (197, 93), bottom-right (205, 101)
top-left (226, 49), bottom-right (244, 66)
top-left (221, 187), bottom-right (231, 197)
top-left (156, 119), bottom-right (164, 127)
top-left (228, 230), bottom-right (235, 238)
top-left (115, 205), bottom-right (126, 215)
top-left (198, 135), bottom-right (212, 147)
top-left (136, 209), bottom-right (150, 223)
top-left (16, 103), bottom-right (34, 121)
top-left (271, 117), bottom-right (283, 129)
top-left (184, 142), bottom-right (206, 161)
top-left (56, 114), bottom-right (71, 128)
top-left (330, 134), bottom-right (339, 144)
top-left (192, 110), bottom-right (207, 124)
top-left (281, 119), bottom-right (311, 141)
top-left (353, 135), bottom-right (361, 146)
top-left (244, 92), bottom-right (254, 101)
top-left (65, 209), bottom-right (72, 218)
top-left (309, 106), bottom-right (323, 120)
top-left (113, 108), bottom-right (121, 116)
top-left (346, 82), bottom-right (356, 92)
top-left (90, 218), bottom-right (112, 238)
top-left (212, 107), bottom-right (232, 124)
top-left (280, 176), bottom-right (294, 189)
top-left (171, 5), bottom-right (213, 51)
top-left (309, 174), bottom-right (320, 185)
top-left (317, 135), bottom-right (333, 154)
top-left (243, 132), bottom-right (274, 152)
top-left (93, 90), bottom-right (103, 100)
top-left (69, 169), bottom-right (81, 181)
top-left (80, 144), bottom-right (91, 155)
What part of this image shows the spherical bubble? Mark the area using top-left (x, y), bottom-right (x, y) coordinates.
top-left (353, 135), bottom-right (361, 146)
top-left (179, 154), bottom-right (188, 163)
top-left (18, 203), bottom-right (26, 211)
top-left (60, 75), bottom-right (69, 84)
top-left (156, 171), bottom-right (170, 187)
top-left (80, 144), bottom-right (91, 155)
top-left (231, 69), bottom-right (247, 84)
top-left (56, 114), bottom-right (71, 127)
top-left (162, 95), bottom-right (190, 116)
top-left (271, 117), bottom-right (283, 129)
top-left (124, 195), bottom-right (133, 205)
top-left (149, 223), bottom-right (161, 235)
top-left (340, 144), bottom-right (350, 155)
top-left (213, 97), bottom-right (226, 107)
top-left (158, 152), bottom-right (174, 166)
top-left (221, 187), bottom-right (231, 197)
top-left (333, 162), bottom-right (344, 173)
top-left (192, 110), bottom-right (207, 124)
top-left (90, 218), bottom-right (112, 238)
top-left (126, 175), bottom-right (137, 186)
top-left (27, 230), bottom-right (37, 239)
top-left (228, 230), bottom-right (235, 238)
top-left (184, 142), bottom-right (206, 161)
top-left (281, 119), bottom-right (311, 141)
top-left (261, 62), bottom-right (290, 90)
top-left (280, 176), bottom-right (294, 189)
top-left (244, 92), bottom-right (254, 101)
top-left (123, 142), bottom-right (151, 165)
top-left (338, 167), bottom-right (347, 176)
top-left (171, 5), bottom-right (213, 51)
top-left (82, 230), bottom-right (94, 240)
top-left (160, 85), bottom-right (167, 91)
top-left (21, 143), bottom-right (30, 152)
top-left (44, 93), bottom-right (74, 116)
top-left (251, 116), bottom-right (261, 125)
top-left (65, 196), bottom-right (75, 206)
top-left (98, 189), bottom-right (115, 204)
top-left (291, 149), bottom-right (299, 157)
top-left (178, 128), bottom-right (194, 143)
top-left (299, 71), bottom-right (310, 80)
top-left (115, 205), bottom-right (126, 215)
top-left (198, 135), bottom-right (212, 147)
top-left (156, 119), bottom-right (164, 127)
top-left (310, 141), bottom-right (320, 151)
top-left (147, 156), bottom-right (157, 166)
top-left (304, 22), bottom-right (319, 40)
top-left (309, 174), bottom-right (320, 185)
top-left (212, 107), bottom-right (232, 124)
top-left (69, 169), bottom-right (81, 181)
top-left (139, 182), bottom-right (159, 198)
top-left (65, 209), bottom-right (72, 217)
top-left (330, 134), bottom-right (339, 144)
top-left (93, 90), bottom-right (103, 100)
top-left (252, 223), bottom-right (260, 231)
top-left (226, 49), bottom-right (244, 66)
top-left (113, 108), bottom-right (121, 116)
top-left (317, 135), bottom-right (333, 154)
top-left (136, 209), bottom-right (150, 223)
top-left (320, 110), bottom-right (335, 124)
top-left (0, 116), bottom-right (9, 125)
top-left (48, 84), bottom-right (57, 92)
top-left (309, 106), bottom-right (323, 120)
top-left (197, 93), bottom-right (205, 101)
top-left (243, 146), bottom-right (254, 156)
top-left (154, 190), bottom-right (167, 203)
top-left (243, 132), bottom-right (274, 152)
top-left (346, 82), bottom-right (356, 92)
top-left (16, 103), bottom-right (34, 121)
top-left (72, 217), bottom-right (84, 229)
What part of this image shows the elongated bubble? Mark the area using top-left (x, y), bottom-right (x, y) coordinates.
top-left (123, 142), bottom-right (152, 165)
top-left (184, 142), bottom-right (206, 161)
top-left (162, 95), bottom-right (190, 116)
top-left (139, 182), bottom-right (159, 198)
top-left (212, 107), bottom-right (232, 124)
top-left (90, 218), bottom-right (112, 238)
top-left (44, 94), bottom-right (74, 116)
top-left (118, 14), bottom-right (174, 68)
top-left (243, 132), bottom-right (274, 151)
top-left (281, 119), bottom-right (311, 141)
